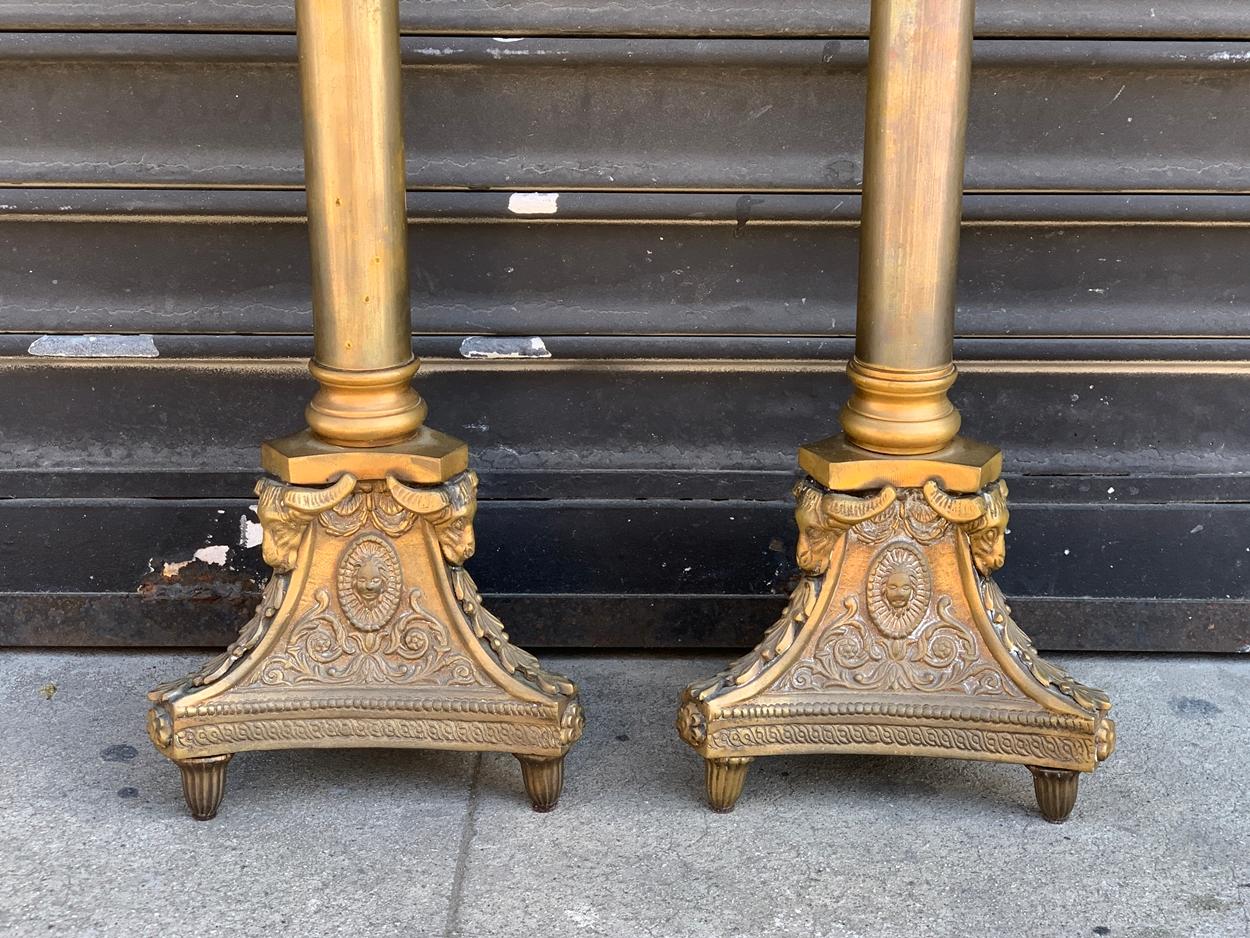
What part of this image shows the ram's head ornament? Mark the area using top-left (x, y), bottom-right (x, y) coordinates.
top-left (386, 471), bottom-right (479, 566)
top-left (794, 480), bottom-right (897, 575)
top-left (922, 479), bottom-right (1009, 575)
top-left (254, 473), bottom-right (358, 572)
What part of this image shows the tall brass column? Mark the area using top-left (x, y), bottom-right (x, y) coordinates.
top-left (147, 0), bottom-right (582, 820)
top-left (677, 0), bottom-right (1114, 821)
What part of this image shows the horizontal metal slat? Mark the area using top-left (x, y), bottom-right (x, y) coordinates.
top-left (0, 498), bottom-right (1246, 652)
top-left (3, 36), bottom-right (1249, 191)
top-left (0, 1), bottom-right (1246, 39)
top-left (0, 359), bottom-right (1246, 478)
top-left (4, 191), bottom-right (1249, 340)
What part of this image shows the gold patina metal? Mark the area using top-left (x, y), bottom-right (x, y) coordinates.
top-left (678, 0), bottom-right (1114, 822)
top-left (147, 0), bottom-right (581, 819)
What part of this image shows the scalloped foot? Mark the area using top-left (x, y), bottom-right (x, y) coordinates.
top-left (706, 757), bottom-right (752, 813)
top-left (516, 755), bottom-right (564, 812)
top-left (177, 753), bottom-right (233, 820)
top-left (1029, 765), bottom-right (1079, 823)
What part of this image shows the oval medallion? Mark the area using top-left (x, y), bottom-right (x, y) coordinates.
top-left (866, 542), bottom-right (931, 639)
top-left (336, 533), bottom-right (403, 631)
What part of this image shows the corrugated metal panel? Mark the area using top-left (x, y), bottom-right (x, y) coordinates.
top-left (0, 14), bottom-right (1246, 651)
top-left (0, 1), bottom-right (1246, 39)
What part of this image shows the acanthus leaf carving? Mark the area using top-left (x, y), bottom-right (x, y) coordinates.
top-left (449, 566), bottom-right (577, 698)
top-left (979, 576), bottom-right (1112, 719)
top-left (689, 576), bottom-right (821, 702)
top-left (148, 573), bottom-right (290, 705)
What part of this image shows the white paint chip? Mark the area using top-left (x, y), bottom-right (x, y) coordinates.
top-left (240, 515), bottom-right (263, 549)
top-left (459, 336), bottom-right (551, 359)
top-left (28, 334), bottom-right (158, 358)
top-left (508, 192), bottom-right (560, 215)
top-left (194, 545), bottom-right (230, 566)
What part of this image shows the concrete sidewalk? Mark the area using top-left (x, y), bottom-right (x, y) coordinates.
top-left (1, 651), bottom-right (1246, 938)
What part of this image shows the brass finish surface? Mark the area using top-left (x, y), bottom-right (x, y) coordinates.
top-left (839, 0), bottom-right (974, 455)
top-left (677, 478), bottom-right (1114, 820)
top-left (148, 0), bottom-right (581, 815)
top-left (678, 0), bottom-right (1115, 818)
top-left (263, 427), bottom-right (469, 486)
top-left (799, 433), bottom-right (1001, 494)
top-left (296, 0), bottom-right (425, 447)
top-left (149, 474), bottom-right (583, 816)
top-left (1030, 765), bottom-right (1081, 824)
top-left (840, 359), bottom-right (961, 456)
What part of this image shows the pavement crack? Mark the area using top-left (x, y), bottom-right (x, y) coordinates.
top-left (443, 752), bottom-right (483, 938)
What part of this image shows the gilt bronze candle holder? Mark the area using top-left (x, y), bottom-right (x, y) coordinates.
top-left (146, 0), bottom-right (582, 819)
top-left (676, 0), bottom-right (1114, 821)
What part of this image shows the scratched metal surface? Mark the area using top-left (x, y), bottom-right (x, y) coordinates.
top-left (2, 37), bottom-right (1250, 191)
top-left (0, 0), bottom-right (1246, 36)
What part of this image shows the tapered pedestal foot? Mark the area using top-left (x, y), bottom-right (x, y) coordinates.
top-left (517, 755), bottom-right (565, 812)
top-left (706, 757), bottom-right (752, 813)
top-left (1029, 765), bottom-right (1080, 823)
top-left (177, 753), bottom-right (232, 820)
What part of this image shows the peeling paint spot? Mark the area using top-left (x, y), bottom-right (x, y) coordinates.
top-left (1190, 524), bottom-right (1205, 535)
top-left (508, 192), bottom-right (559, 215)
top-left (28, 334), bottom-right (158, 358)
top-left (460, 336), bottom-right (551, 359)
top-left (240, 515), bottom-right (263, 549)
top-left (163, 547), bottom-right (230, 576)
top-left (492, 37), bottom-right (525, 42)
top-left (194, 545), bottom-right (230, 566)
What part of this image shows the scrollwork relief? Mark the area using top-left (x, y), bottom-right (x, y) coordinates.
top-left (256, 586), bottom-right (484, 688)
top-left (774, 595), bottom-right (1019, 697)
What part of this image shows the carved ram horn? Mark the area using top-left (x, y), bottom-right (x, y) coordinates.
top-left (922, 480), bottom-right (985, 523)
top-left (439, 470), bottom-right (477, 512)
top-left (822, 486), bottom-right (897, 525)
top-left (280, 472), bottom-right (357, 513)
top-left (386, 474), bottom-right (452, 516)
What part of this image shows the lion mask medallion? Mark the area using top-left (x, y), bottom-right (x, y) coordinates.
top-left (866, 542), bottom-right (931, 639)
top-left (336, 534), bottom-right (403, 631)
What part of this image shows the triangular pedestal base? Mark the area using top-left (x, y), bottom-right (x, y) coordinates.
top-left (677, 476), bottom-right (1114, 822)
top-left (148, 471), bottom-right (583, 819)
